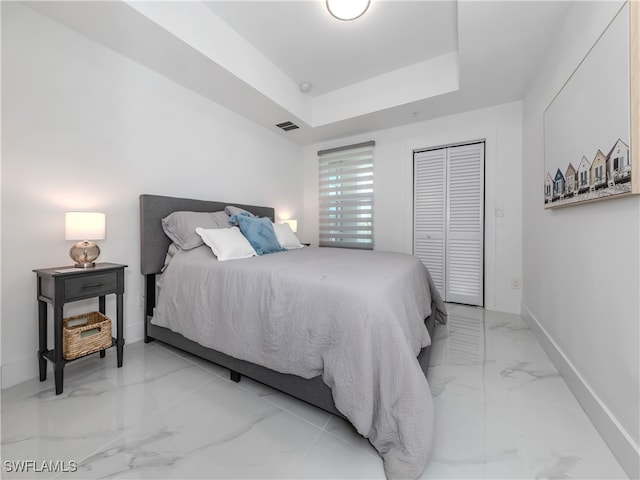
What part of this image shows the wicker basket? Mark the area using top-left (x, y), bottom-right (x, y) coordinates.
top-left (63, 311), bottom-right (112, 360)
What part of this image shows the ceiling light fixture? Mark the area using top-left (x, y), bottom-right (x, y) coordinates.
top-left (299, 82), bottom-right (312, 93)
top-left (326, 0), bottom-right (370, 21)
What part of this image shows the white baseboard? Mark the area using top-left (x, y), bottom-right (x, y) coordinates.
top-left (1, 353), bottom-right (38, 390)
top-left (522, 304), bottom-right (640, 480)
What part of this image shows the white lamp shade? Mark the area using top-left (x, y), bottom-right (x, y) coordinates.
top-left (65, 212), bottom-right (106, 240)
top-left (282, 219), bottom-right (298, 233)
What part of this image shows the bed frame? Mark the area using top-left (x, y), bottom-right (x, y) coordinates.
top-left (140, 193), bottom-right (436, 418)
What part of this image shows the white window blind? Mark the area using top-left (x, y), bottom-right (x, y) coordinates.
top-left (318, 141), bottom-right (375, 249)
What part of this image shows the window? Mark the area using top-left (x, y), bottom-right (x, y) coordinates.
top-left (595, 165), bottom-right (603, 181)
top-left (318, 141), bottom-right (374, 249)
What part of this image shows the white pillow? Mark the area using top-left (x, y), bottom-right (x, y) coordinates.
top-left (272, 223), bottom-right (303, 249)
top-left (195, 227), bottom-right (257, 261)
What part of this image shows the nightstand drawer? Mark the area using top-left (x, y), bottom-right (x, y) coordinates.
top-left (64, 271), bottom-right (118, 300)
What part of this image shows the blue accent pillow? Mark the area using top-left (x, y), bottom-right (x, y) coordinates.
top-left (230, 214), bottom-right (285, 255)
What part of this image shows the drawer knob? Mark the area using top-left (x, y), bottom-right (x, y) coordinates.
top-left (82, 282), bottom-right (105, 289)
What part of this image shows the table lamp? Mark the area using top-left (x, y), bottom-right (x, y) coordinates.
top-left (65, 212), bottom-right (106, 268)
top-left (282, 219), bottom-right (297, 233)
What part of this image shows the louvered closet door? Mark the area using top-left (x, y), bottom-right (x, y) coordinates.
top-left (414, 149), bottom-right (446, 294)
top-left (446, 144), bottom-right (484, 306)
top-left (414, 142), bottom-right (484, 307)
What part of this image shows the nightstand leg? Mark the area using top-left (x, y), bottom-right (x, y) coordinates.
top-left (116, 293), bottom-right (124, 367)
top-left (98, 296), bottom-right (108, 359)
top-left (38, 300), bottom-right (47, 381)
top-left (53, 305), bottom-right (64, 394)
top-left (54, 363), bottom-right (64, 395)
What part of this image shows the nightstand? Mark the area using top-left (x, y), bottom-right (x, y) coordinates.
top-left (33, 263), bottom-right (127, 395)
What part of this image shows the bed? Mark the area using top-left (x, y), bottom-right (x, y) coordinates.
top-left (140, 193), bottom-right (447, 479)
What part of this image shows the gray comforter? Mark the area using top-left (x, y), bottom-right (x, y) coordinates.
top-left (152, 246), bottom-right (447, 479)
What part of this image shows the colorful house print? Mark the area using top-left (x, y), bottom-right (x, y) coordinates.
top-left (590, 150), bottom-right (607, 190)
top-left (577, 156), bottom-right (591, 192)
top-left (553, 168), bottom-right (565, 199)
top-left (545, 172), bottom-right (553, 203)
top-left (606, 138), bottom-right (631, 183)
top-left (565, 162), bottom-right (577, 196)
top-left (545, 137), bottom-right (633, 208)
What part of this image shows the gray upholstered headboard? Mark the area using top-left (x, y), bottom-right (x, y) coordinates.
top-left (139, 194), bottom-right (275, 275)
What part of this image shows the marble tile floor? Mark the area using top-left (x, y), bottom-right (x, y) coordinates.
top-left (1, 304), bottom-right (628, 479)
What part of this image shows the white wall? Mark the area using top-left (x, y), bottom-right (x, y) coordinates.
top-left (522, 1), bottom-right (639, 476)
top-left (302, 101), bottom-right (523, 314)
top-left (1, 3), bottom-right (303, 388)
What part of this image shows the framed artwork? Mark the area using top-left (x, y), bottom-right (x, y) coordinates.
top-left (543, 1), bottom-right (639, 208)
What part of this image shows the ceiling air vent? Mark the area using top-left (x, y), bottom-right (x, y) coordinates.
top-left (276, 121), bottom-right (299, 132)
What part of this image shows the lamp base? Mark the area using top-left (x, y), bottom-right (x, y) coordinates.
top-left (69, 241), bottom-right (100, 268)
top-left (74, 262), bottom-right (96, 269)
